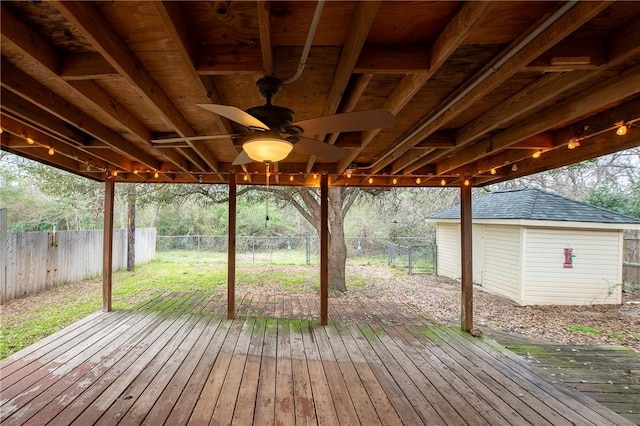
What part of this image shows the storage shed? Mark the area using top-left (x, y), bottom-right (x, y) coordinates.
top-left (427, 189), bottom-right (640, 306)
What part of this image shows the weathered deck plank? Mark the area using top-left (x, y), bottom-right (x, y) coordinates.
top-left (1, 291), bottom-right (635, 425)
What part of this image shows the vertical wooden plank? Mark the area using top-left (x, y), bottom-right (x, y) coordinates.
top-left (460, 182), bottom-right (473, 332)
top-left (320, 173), bottom-right (329, 326)
top-left (228, 173), bottom-right (237, 319)
top-left (103, 178), bottom-right (115, 312)
top-left (0, 208), bottom-right (7, 304)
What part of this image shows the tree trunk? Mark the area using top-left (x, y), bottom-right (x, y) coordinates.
top-left (328, 187), bottom-right (347, 292)
top-left (127, 185), bottom-right (136, 272)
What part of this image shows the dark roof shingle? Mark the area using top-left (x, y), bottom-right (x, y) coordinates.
top-left (428, 188), bottom-right (640, 224)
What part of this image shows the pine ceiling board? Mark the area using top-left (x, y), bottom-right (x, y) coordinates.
top-left (3, 1), bottom-right (94, 54)
top-left (269, 1), bottom-right (357, 46)
top-left (449, 72), bottom-right (542, 131)
top-left (181, 1), bottom-right (262, 47)
top-left (465, 2), bottom-right (555, 45)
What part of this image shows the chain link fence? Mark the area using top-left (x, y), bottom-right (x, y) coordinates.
top-left (156, 235), bottom-right (436, 274)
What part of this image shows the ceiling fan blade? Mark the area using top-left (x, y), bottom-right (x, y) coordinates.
top-left (197, 104), bottom-right (269, 130)
top-left (232, 150), bottom-right (253, 166)
top-left (293, 108), bottom-right (394, 135)
top-left (151, 134), bottom-right (232, 143)
top-left (293, 137), bottom-right (349, 161)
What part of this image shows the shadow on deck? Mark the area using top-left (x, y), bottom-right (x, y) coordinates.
top-left (0, 291), bottom-right (635, 425)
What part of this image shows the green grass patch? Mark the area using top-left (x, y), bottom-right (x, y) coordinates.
top-left (565, 324), bottom-right (601, 334)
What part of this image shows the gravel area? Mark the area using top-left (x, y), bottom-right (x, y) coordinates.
top-left (346, 265), bottom-right (640, 353)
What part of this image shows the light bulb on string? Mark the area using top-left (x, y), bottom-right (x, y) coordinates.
top-left (532, 150), bottom-right (542, 159)
top-left (154, 171), bottom-right (159, 178)
top-left (368, 177), bottom-right (373, 184)
top-left (392, 178), bottom-right (398, 185)
top-left (616, 123), bottom-right (628, 136)
top-left (511, 164), bottom-right (518, 172)
top-left (27, 137), bottom-right (35, 145)
top-left (243, 173), bottom-right (248, 181)
top-left (440, 179), bottom-right (446, 186)
top-left (48, 147), bottom-right (54, 155)
top-left (416, 177), bottom-right (421, 184)
top-left (464, 179), bottom-right (470, 186)
top-left (490, 168), bottom-right (497, 175)
top-left (567, 137), bottom-right (580, 149)
top-left (289, 175), bottom-right (294, 182)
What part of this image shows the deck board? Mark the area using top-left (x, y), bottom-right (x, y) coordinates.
top-left (1, 291), bottom-right (635, 425)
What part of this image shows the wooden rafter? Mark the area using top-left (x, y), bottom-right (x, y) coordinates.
top-left (373, 1), bottom-right (609, 175)
top-left (336, 1), bottom-right (494, 175)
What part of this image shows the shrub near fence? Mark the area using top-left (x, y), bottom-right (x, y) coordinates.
top-left (1, 228), bottom-right (156, 303)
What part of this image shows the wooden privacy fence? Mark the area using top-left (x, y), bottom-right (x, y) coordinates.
top-left (1, 228), bottom-right (156, 304)
top-left (624, 232), bottom-right (640, 286)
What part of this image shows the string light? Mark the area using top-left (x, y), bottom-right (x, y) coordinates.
top-left (490, 168), bottom-right (497, 175)
top-left (313, 173), bottom-right (318, 180)
top-left (243, 173), bottom-right (248, 181)
top-left (464, 179), bottom-right (470, 186)
top-left (289, 175), bottom-right (294, 182)
top-left (27, 137), bottom-right (35, 145)
top-left (440, 179), bottom-right (446, 186)
top-left (416, 177), bottom-right (421, 184)
top-left (616, 123), bottom-right (628, 136)
top-left (154, 171), bottom-right (159, 178)
top-left (346, 169), bottom-right (353, 179)
top-left (112, 170), bottom-right (118, 177)
top-left (392, 178), bottom-right (398, 185)
top-left (133, 169), bottom-right (139, 175)
top-left (0, 127), bottom-right (3, 134)
top-left (198, 174), bottom-right (203, 183)
top-left (511, 164), bottom-right (518, 172)
top-left (567, 137), bottom-right (580, 149)
top-left (368, 177), bottom-right (373, 184)
top-left (532, 150), bottom-right (542, 159)
top-left (48, 147), bottom-right (54, 155)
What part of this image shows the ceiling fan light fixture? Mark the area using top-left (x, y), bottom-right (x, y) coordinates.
top-left (242, 137), bottom-right (293, 163)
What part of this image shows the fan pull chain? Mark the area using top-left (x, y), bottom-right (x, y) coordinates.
top-left (265, 163), bottom-right (270, 228)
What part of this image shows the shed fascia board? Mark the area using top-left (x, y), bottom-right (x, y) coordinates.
top-left (426, 218), bottom-right (640, 230)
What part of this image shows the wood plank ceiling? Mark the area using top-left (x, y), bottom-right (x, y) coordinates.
top-left (1, 1), bottom-right (640, 187)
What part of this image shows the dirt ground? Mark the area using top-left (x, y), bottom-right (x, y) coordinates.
top-left (2, 264), bottom-right (639, 354)
top-left (345, 265), bottom-right (640, 353)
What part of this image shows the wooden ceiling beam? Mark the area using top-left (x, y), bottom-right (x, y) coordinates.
top-left (1, 92), bottom-right (135, 170)
top-left (378, 1), bottom-right (609, 175)
top-left (257, 1), bottom-right (274, 76)
top-left (1, 4), bottom-right (198, 175)
top-left (153, 1), bottom-right (233, 176)
top-left (436, 63), bottom-right (640, 175)
top-left (524, 38), bottom-right (605, 71)
top-left (1, 60), bottom-right (161, 171)
top-left (354, 46), bottom-right (429, 74)
top-left (335, 1), bottom-right (494, 175)
top-left (487, 125), bottom-right (640, 187)
top-left (305, 0), bottom-right (381, 174)
top-left (1, 114), bottom-right (112, 170)
top-left (53, 1), bottom-right (222, 174)
top-left (455, 23), bottom-right (640, 149)
top-left (60, 52), bottom-right (119, 80)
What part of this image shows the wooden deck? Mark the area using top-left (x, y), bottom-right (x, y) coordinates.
top-left (0, 291), bottom-right (635, 425)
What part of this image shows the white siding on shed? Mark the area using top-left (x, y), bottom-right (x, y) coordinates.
top-left (483, 225), bottom-right (522, 303)
top-left (523, 228), bottom-right (623, 305)
top-left (437, 223), bottom-right (460, 279)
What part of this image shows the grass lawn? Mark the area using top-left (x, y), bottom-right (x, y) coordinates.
top-left (2, 251), bottom-right (396, 359)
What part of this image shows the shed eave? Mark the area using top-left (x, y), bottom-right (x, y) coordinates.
top-left (426, 218), bottom-right (640, 230)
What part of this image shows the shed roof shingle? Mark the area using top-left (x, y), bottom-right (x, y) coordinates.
top-left (428, 188), bottom-right (640, 224)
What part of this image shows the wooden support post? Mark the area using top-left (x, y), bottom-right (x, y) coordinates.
top-left (227, 173), bottom-right (237, 319)
top-left (102, 178), bottom-right (115, 312)
top-left (460, 182), bottom-right (473, 332)
top-left (320, 173), bottom-right (329, 326)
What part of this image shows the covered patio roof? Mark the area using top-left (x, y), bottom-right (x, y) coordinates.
top-left (1, 1), bottom-right (639, 187)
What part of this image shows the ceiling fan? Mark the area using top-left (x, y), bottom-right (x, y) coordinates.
top-left (151, 76), bottom-right (395, 165)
